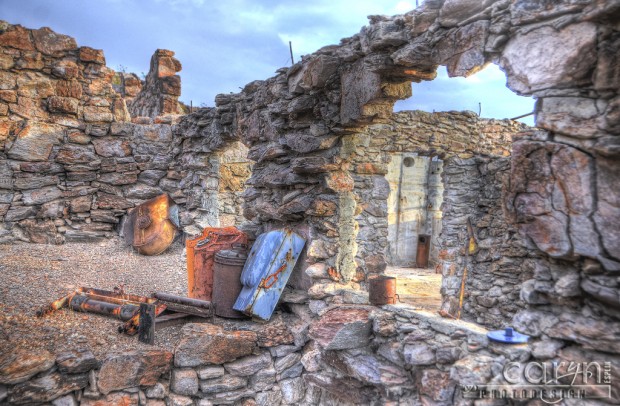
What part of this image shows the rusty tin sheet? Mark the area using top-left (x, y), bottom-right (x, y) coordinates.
top-left (233, 229), bottom-right (305, 321)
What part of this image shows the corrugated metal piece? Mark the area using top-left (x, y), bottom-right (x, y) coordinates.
top-left (233, 230), bottom-right (305, 321)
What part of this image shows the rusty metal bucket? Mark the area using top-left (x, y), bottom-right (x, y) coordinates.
top-left (369, 275), bottom-right (397, 305)
top-left (186, 227), bottom-right (248, 301)
top-left (213, 249), bottom-right (248, 318)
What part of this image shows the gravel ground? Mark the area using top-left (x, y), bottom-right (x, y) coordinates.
top-left (0, 237), bottom-right (189, 358)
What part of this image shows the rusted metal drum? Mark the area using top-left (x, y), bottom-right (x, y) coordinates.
top-left (415, 234), bottom-right (431, 268)
top-left (213, 249), bottom-right (248, 318)
top-left (369, 275), bottom-right (397, 306)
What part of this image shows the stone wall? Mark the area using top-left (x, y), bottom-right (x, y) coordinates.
top-left (0, 23), bottom-right (249, 243)
top-left (128, 49), bottom-right (184, 119)
top-left (164, 0), bottom-right (619, 401)
top-left (2, 0), bottom-right (620, 404)
top-left (0, 307), bottom-right (532, 406)
top-left (439, 155), bottom-right (532, 328)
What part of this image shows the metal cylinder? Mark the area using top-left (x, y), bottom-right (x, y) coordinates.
top-left (213, 249), bottom-right (248, 318)
top-left (369, 275), bottom-right (397, 306)
top-left (69, 295), bottom-right (138, 321)
top-left (415, 234), bottom-right (431, 268)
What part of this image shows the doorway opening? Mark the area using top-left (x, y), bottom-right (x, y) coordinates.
top-left (385, 153), bottom-right (443, 310)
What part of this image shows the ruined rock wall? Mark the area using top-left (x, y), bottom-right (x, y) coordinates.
top-left (112, 71), bottom-right (143, 107)
top-left (0, 309), bottom-right (527, 406)
top-left (439, 155), bottom-right (532, 328)
top-left (1, 0), bottom-right (619, 403)
top-left (170, 1), bottom-right (619, 400)
top-left (128, 49), bottom-right (184, 118)
top-left (0, 23), bottom-right (249, 243)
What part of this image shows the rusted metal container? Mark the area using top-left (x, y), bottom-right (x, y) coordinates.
top-left (415, 234), bottom-right (431, 268)
top-left (123, 194), bottom-right (180, 256)
top-left (233, 229), bottom-right (306, 321)
top-left (369, 275), bottom-right (397, 305)
top-left (213, 249), bottom-right (248, 318)
top-left (186, 227), bottom-right (248, 301)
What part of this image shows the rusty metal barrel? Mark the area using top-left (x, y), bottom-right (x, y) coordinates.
top-left (369, 275), bottom-right (397, 306)
top-left (213, 249), bottom-right (248, 318)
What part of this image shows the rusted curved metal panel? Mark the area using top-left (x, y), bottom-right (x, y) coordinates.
top-left (233, 229), bottom-right (305, 321)
top-left (123, 194), bottom-right (179, 256)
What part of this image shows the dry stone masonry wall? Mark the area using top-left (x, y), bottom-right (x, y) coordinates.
top-left (0, 22), bottom-right (249, 242)
top-left (1, 0), bottom-right (620, 404)
top-left (128, 49), bottom-right (184, 119)
top-left (157, 0), bottom-right (619, 402)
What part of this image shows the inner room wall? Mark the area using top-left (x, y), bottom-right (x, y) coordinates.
top-left (386, 153), bottom-right (443, 267)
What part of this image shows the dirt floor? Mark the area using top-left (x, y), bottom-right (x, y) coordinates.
top-left (0, 239), bottom-right (443, 358)
top-left (385, 266), bottom-right (443, 311)
top-left (0, 237), bottom-right (189, 357)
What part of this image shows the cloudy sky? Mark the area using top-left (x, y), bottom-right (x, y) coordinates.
top-left (2, 0), bottom-right (534, 124)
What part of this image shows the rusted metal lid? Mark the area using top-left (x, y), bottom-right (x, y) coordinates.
top-left (215, 249), bottom-right (248, 266)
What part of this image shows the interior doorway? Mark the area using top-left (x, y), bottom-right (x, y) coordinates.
top-left (385, 153), bottom-right (444, 311)
top-left (386, 153), bottom-right (443, 268)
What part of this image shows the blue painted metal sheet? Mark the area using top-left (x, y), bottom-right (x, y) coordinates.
top-left (233, 229), bottom-right (305, 321)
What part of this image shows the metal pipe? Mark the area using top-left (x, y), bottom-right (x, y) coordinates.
top-left (36, 292), bottom-right (76, 317)
top-left (69, 295), bottom-right (138, 321)
top-left (510, 111), bottom-right (534, 120)
top-left (153, 292), bottom-right (212, 309)
top-left (81, 287), bottom-right (152, 304)
top-left (394, 154), bottom-right (406, 260)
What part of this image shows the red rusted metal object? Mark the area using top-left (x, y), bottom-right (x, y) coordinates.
top-left (36, 292), bottom-right (76, 317)
top-left (38, 286), bottom-right (166, 339)
top-left (186, 227), bottom-right (248, 301)
top-left (415, 234), bottom-right (431, 268)
top-left (369, 275), bottom-right (397, 305)
top-left (213, 249), bottom-right (248, 318)
top-left (123, 194), bottom-right (180, 256)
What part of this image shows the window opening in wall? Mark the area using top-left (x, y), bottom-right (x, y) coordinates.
top-left (385, 152), bottom-right (443, 311)
top-left (394, 65), bottom-right (535, 126)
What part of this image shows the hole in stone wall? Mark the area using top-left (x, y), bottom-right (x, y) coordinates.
top-left (384, 62), bottom-right (532, 325)
top-left (394, 65), bottom-right (535, 126)
top-left (403, 156), bottom-right (415, 167)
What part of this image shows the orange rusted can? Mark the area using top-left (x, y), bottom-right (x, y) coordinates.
top-left (186, 227), bottom-right (248, 301)
top-left (369, 274), bottom-right (397, 305)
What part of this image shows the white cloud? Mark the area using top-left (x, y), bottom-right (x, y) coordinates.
top-left (394, 1), bottom-right (415, 13)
